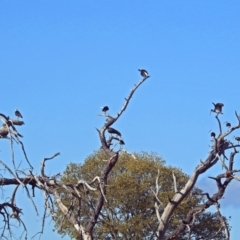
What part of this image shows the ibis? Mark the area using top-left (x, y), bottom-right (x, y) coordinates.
top-left (138, 69), bottom-right (148, 78)
top-left (234, 136), bottom-right (240, 144)
top-left (107, 127), bottom-right (121, 137)
top-left (210, 131), bottom-right (216, 138)
top-left (0, 123), bottom-right (9, 138)
top-left (101, 106), bottom-right (109, 115)
top-left (225, 122), bottom-right (231, 128)
top-left (211, 103), bottom-right (224, 114)
top-left (15, 109), bottom-right (23, 119)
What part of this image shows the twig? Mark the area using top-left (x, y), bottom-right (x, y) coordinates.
top-left (41, 152), bottom-right (60, 177)
top-left (216, 115), bottom-right (222, 135)
top-left (116, 77), bottom-right (150, 120)
top-left (215, 202), bottom-right (229, 240)
top-left (216, 153), bottom-right (228, 171)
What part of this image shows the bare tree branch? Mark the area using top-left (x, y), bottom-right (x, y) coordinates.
top-left (215, 202), bottom-right (229, 240)
top-left (172, 171), bottom-right (178, 193)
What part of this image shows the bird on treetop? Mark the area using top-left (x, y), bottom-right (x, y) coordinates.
top-left (211, 103), bottom-right (224, 115)
top-left (101, 106), bottom-right (109, 113)
top-left (107, 127), bottom-right (122, 137)
top-left (138, 69), bottom-right (149, 78)
top-left (15, 109), bottom-right (23, 119)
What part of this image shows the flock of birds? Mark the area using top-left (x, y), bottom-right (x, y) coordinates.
top-left (101, 72), bottom-right (240, 149)
top-left (101, 106), bottom-right (124, 148)
top-left (100, 69), bottom-right (149, 149)
top-left (210, 102), bottom-right (240, 143)
top-left (1, 70), bottom-right (239, 147)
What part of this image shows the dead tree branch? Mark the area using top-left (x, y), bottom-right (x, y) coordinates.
top-left (157, 110), bottom-right (240, 239)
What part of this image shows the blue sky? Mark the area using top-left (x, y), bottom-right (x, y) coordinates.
top-left (0, 1), bottom-right (240, 239)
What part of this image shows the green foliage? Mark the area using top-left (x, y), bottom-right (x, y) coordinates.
top-left (54, 151), bottom-right (230, 239)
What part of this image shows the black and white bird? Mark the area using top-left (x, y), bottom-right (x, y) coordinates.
top-left (211, 103), bottom-right (224, 114)
top-left (225, 122), bottom-right (231, 128)
top-left (107, 127), bottom-right (122, 137)
top-left (234, 136), bottom-right (240, 144)
top-left (0, 123), bottom-right (9, 138)
top-left (15, 109), bottom-right (23, 119)
top-left (101, 106), bottom-right (109, 115)
top-left (138, 69), bottom-right (149, 78)
top-left (119, 139), bottom-right (125, 145)
top-left (210, 131), bottom-right (216, 138)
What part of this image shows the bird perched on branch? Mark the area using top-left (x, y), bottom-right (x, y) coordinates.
top-left (211, 103), bottom-right (224, 114)
top-left (15, 109), bottom-right (23, 119)
top-left (107, 127), bottom-right (122, 137)
top-left (210, 131), bottom-right (216, 138)
top-left (225, 122), bottom-right (231, 128)
top-left (234, 136), bottom-right (240, 144)
top-left (101, 106), bottom-right (109, 115)
top-left (0, 123), bottom-right (9, 138)
top-left (138, 69), bottom-right (149, 78)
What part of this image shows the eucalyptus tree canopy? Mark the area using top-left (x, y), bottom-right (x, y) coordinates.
top-left (54, 151), bottom-right (230, 240)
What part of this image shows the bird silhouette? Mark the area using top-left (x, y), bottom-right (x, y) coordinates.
top-left (107, 127), bottom-right (122, 137)
top-left (234, 136), bottom-right (240, 144)
top-left (225, 122), bottom-right (231, 128)
top-left (211, 103), bottom-right (224, 114)
top-left (0, 123), bottom-right (9, 138)
top-left (101, 106), bottom-right (109, 115)
top-left (138, 69), bottom-right (149, 78)
top-left (210, 131), bottom-right (216, 138)
top-left (15, 109), bottom-right (23, 119)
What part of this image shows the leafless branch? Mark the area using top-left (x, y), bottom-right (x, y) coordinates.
top-left (116, 76), bottom-right (150, 121)
top-left (157, 112), bottom-right (240, 239)
top-left (41, 152), bottom-right (60, 177)
top-left (172, 171), bottom-right (178, 193)
top-left (1, 79), bottom-right (239, 240)
top-left (216, 115), bottom-right (222, 135)
top-left (216, 153), bottom-right (228, 171)
top-left (215, 202), bottom-right (229, 240)
top-left (151, 170), bottom-right (164, 228)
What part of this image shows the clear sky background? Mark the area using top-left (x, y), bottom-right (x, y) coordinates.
top-left (0, 1), bottom-right (240, 239)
